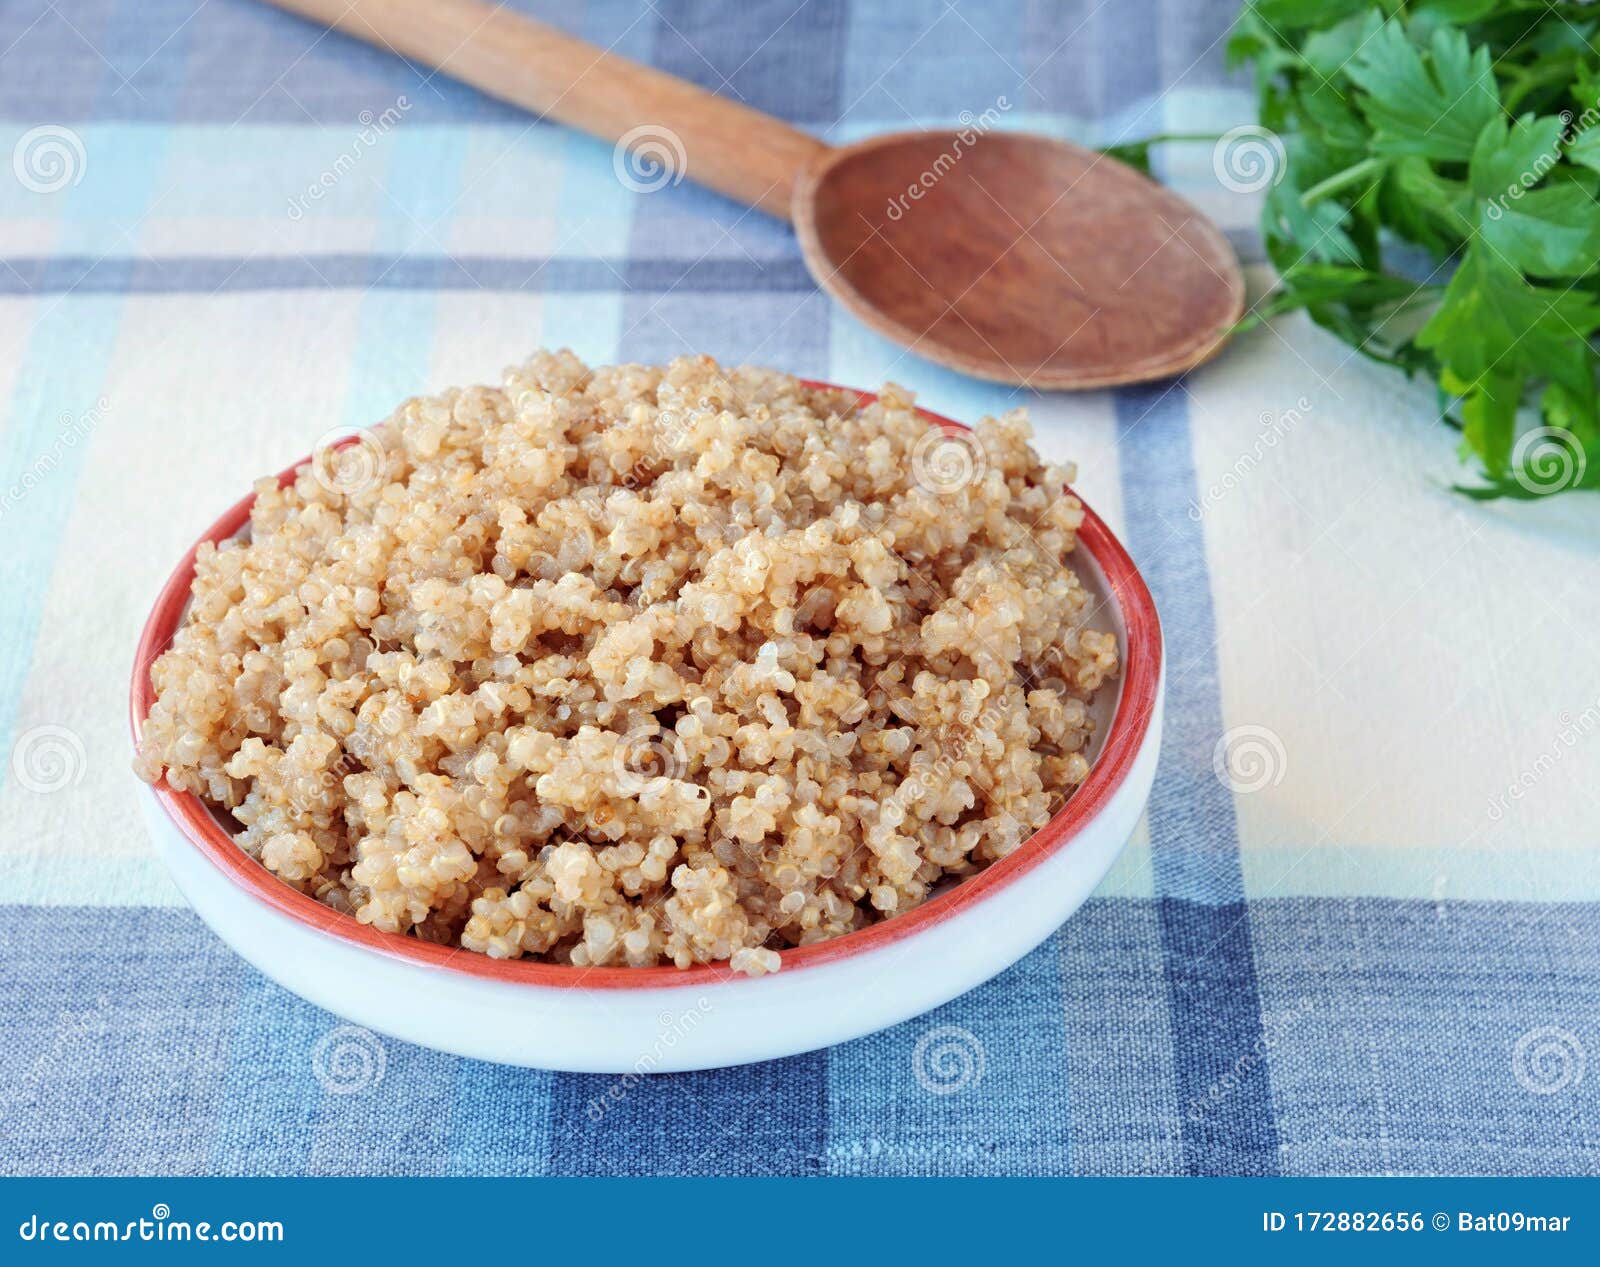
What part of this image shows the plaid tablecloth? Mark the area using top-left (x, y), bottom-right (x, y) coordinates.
top-left (2, 0), bottom-right (1598, 1177)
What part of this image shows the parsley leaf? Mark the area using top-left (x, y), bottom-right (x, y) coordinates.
top-left (1418, 246), bottom-right (1598, 391)
top-left (1210, 4), bottom-right (1600, 501)
top-left (1346, 21), bottom-right (1499, 161)
top-left (1470, 115), bottom-right (1600, 277)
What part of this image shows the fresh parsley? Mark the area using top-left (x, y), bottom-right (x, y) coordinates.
top-left (1224, 1), bottom-right (1600, 499)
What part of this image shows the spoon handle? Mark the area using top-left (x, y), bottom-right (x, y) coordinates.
top-left (262, 0), bottom-right (828, 219)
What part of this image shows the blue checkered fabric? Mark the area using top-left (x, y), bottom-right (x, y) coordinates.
top-left (2, 0), bottom-right (1597, 1177)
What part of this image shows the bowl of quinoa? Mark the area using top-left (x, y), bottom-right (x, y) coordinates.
top-left (131, 352), bottom-right (1162, 1070)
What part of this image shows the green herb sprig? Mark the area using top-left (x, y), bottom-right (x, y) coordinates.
top-left (1226, 0), bottom-right (1600, 499)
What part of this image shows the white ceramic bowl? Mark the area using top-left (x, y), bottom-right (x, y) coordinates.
top-left (130, 387), bottom-right (1164, 1073)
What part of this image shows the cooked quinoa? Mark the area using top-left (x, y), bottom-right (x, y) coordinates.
top-left (135, 352), bottom-right (1118, 975)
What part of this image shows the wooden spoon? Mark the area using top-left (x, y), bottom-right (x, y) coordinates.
top-left (265, 0), bottom-right (1245, 390)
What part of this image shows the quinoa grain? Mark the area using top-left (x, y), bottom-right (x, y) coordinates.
top-left (136, 353), bottom-right (1116, 974)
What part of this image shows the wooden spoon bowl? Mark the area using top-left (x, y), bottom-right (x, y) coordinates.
top-left (794, 130), bottom-right (1245, 389)
top-left (264, 0), bottom-right (1245, 390)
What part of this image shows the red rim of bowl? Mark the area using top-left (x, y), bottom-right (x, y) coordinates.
top-left (128, 383), bottom-right (1162, 990)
